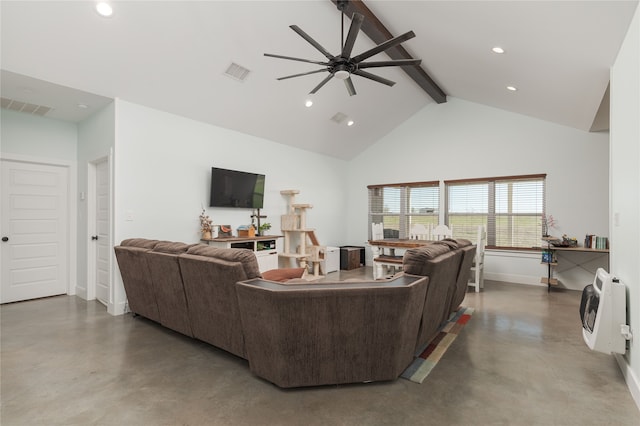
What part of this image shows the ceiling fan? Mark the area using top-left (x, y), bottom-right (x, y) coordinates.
top-left (264, 0), bottom-right (421, 96)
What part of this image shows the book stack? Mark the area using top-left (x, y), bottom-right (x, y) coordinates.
top-left (584, 235), bottom-right (609, 250)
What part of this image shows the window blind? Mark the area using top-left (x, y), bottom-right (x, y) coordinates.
top-left (445, 174), bottom-right (546, 248)
top-left (368, 181), bottom-right (439, 239)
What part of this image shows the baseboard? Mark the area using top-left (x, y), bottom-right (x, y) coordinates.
top-left (484, 272), bottom-right (544, 286)
top-left (75, 284), bottom-right (88, 300)
top-left (107, 300), bottom-right (127, 316)
top-left (615, 353), bottom-right (640, 411)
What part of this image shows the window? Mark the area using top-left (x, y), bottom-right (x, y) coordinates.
top-left (368, 181), bottom-right (439, 239)
top-left (445, 174), bottom-right (546, 248)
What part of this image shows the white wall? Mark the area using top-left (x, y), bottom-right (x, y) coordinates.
top-left (345, 97), bottom-right (610, 290)
top-left (76, 102), bottom-right (115, 301)
top-left (611, 4), bottom-right (640, 409)
top-left (1, 109), bottom-right (77, 161)
top-left (111, 99), bottom-right (349, 312)
top-left (113, 100), bottom-right (348, 244)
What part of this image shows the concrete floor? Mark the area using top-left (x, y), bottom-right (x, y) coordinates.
top-left (1, 270), bottom-right (639, 425)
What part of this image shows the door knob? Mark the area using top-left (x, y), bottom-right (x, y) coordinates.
top-left (91, 235), bottom-right (99, 241)
top-left (1, 237), bottom-right (8, 242)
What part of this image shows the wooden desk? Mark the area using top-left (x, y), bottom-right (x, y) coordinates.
top-left (541, 241), bottom-right (609, 291)
top-left (368, 239), bottom-right (433, 278)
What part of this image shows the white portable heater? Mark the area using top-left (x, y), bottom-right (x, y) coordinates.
top-left (580, 268), bottom-right (631, 355)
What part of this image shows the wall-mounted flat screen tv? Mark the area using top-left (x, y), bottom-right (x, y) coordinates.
top-left (209, 167), bottom-right (265, 209)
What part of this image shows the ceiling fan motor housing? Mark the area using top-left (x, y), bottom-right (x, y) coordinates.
top-left (331, 60), bottom-right (356, 79)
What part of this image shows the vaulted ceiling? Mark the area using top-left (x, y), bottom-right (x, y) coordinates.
top-left (1, 1), bottom-right (637, 159)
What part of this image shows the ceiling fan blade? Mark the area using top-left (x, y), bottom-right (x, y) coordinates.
top-left (290, 25), bottom-right (335, 60)
top-left (277, 69), bottom-right (328, 81)
top-left (264, 53), bottom-right (329, 66)
top-left (341, 13), bottom-right (364, 59)
top-left (344, 77), bottom-right (356, 96)
top-left (353, 70), bottom-right (396, 87)
top-left (358, 59), bottom-right (422, 69)
top-left (351, 31), bottom-right (416, 63)
top-left (309, 73), bottom-right (334, 94)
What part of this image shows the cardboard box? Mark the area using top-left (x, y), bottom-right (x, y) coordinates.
top-left (237, 226), bottom-right (256, 238)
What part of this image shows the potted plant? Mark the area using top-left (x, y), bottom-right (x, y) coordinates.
top-left (258, 222), bottom-right (271, 236)
top-left (199, 208), bottom-right (213, 239)
top-left (541, 213), bottom-right (556, 237)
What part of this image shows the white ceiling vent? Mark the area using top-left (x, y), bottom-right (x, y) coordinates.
top-left (1, 97), bottom-right (53, 116)
top-left (330, 112), bottom-right (348, 124)
top-left (224, 63), bottom-right (251, 82)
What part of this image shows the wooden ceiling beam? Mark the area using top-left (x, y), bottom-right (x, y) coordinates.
top-left (331, 0), bottom-right (447, 104)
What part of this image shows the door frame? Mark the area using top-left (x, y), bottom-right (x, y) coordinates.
top-left (0, 153), bottom-right (77, 297)
top-left (86, 155), bottom-right (113, 307)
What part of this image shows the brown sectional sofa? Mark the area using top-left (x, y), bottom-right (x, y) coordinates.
top-left (114, 237), bottom-right (475, 388)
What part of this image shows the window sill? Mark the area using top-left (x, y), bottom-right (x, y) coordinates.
top-left (486, 246), bottom-right (543, 252)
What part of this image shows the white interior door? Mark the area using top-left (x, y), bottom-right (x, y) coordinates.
top-left (94, 159), bottom-right (110, 305)
top-left (1, 160), bottom-right (69, 303)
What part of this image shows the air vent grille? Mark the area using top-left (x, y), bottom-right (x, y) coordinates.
top-left (224, 63), bottom-right (251, 82)
top-left (330, 112), bottom-right (348, 124)
top-left (1, 97), bottom-right (53, 116)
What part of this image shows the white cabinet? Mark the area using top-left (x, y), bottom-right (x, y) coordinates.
top-left (321, 246), bottom-right (340, 274)
top-left (256, 250), bottom-right (278, 272)
top-left (202, 236), bottom-right (281, 273)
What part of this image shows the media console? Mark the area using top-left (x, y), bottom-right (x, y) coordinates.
top-left (201, 235), bottom-right (282, 272)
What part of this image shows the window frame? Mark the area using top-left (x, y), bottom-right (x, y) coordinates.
top-left (445, 174), bottom-right (546, 249)
top-left (368, 180), bottom-right (440, 240)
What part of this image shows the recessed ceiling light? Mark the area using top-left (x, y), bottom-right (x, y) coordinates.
top-left (347, 120), bottom-right (355, 127)
top-left (506, 85), bottom-right (518, 91)
top-left (96, 2), bottom-right (113, 17)
top-left (305, 99), bottom-right (313, 108)
top-left (77, 103), bottom-right (90, 109)
top-left (492, 47), bottom-right (505, 54)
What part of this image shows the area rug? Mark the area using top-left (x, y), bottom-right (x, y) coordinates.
top-left (401, 307), bottom-right (474, 384)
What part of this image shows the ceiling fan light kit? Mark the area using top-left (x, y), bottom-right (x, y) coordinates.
top-left (264, 0), bottom-right (421, 96)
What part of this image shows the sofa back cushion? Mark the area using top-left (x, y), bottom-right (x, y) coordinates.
top-left (144, 241), bottom-right (196, 337)
top-left (152, 241), bottom-right (195, 254)
top-left (178, 254), bottom-right (249, 358)
top-left (402, 243), bottom-right (450, 276)
top-left (186, 245), bottom-right (261, 280)
top-left (120, 238), bottom-right (161, 249)
top-left (402, 244), bottom-right (463, 350)
top-left (114, 243), bottom-right (160, 322)
top-left (449, 244), bottom-right (477, 313)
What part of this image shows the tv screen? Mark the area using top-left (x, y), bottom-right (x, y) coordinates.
top-left (209, 167), bottom-right (265, 208)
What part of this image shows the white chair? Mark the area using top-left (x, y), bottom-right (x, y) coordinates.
top-left (371, 222), bottom-right (384, 241)
top-left (371, 223), bottom-right (388, 279)
top-left (469, 225), bottom-right (486, 292)
top-left (432, 224), bottom-right (452, 241)
top-left (409, 223), bottom-right (431, 240)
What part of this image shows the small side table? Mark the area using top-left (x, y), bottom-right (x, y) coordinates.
top-left (340, 246), bottom-right (365, 270)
